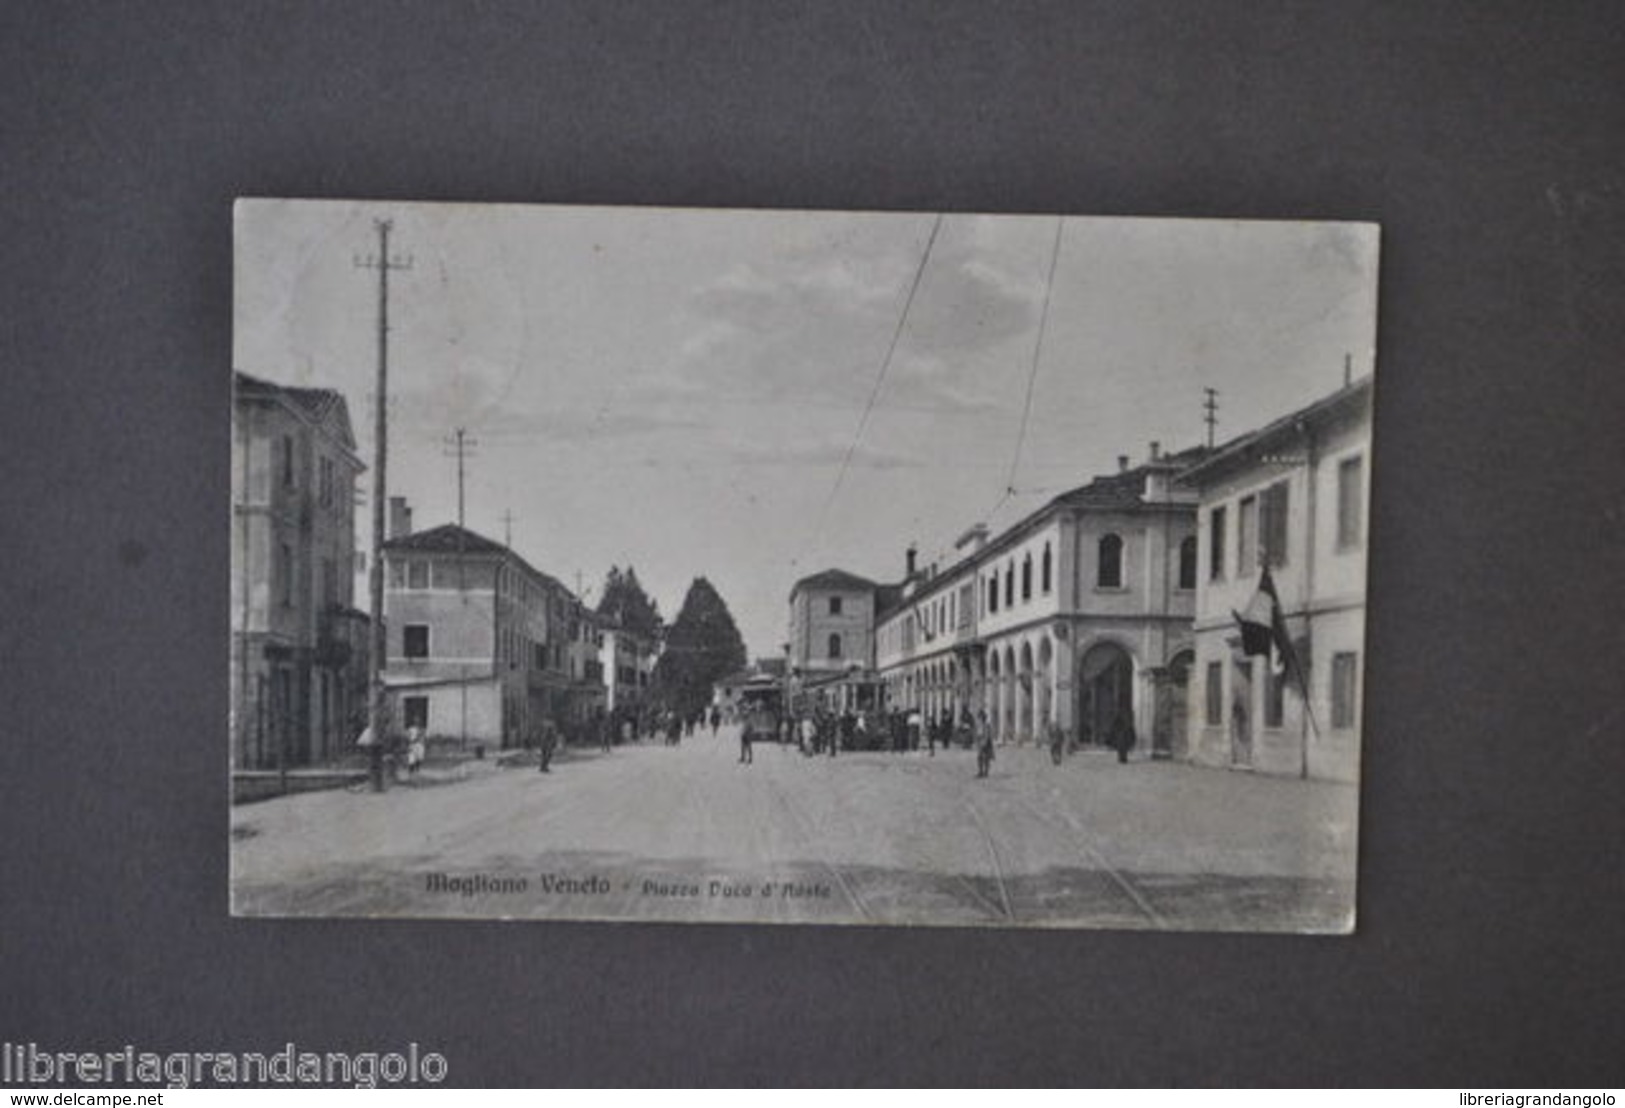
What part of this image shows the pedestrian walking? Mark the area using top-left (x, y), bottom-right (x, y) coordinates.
top-left (597, 709), bottom-right (611, 753)
top-left (739, 714), bottom-right (755, 765)
top-left (976, 710), bottom-right (995, 778)
top-left (1110, 710), bottom-right (1136, 764)
top-left (710, 706), bottom-right (721, 736)
top-left (907, 708), bottom-right (923, 753)
top-left (1048, 720), bottom-right (1067, 766)
top-left (799, 714), bottom-right (816, 756)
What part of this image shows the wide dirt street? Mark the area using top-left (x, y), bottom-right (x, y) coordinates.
top-left (232, 725), bottom-right (1357, 932)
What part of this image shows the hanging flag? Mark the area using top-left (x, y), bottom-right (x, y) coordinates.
top-left (1232, 567), bottom-right (1306, 692)
top-left (1233, 568), bottom-right (1278, 660)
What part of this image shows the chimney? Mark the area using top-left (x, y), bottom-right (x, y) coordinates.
top-left (906, 544), bottom-right (918, 578)
top-left (1117, 455), bottom-right (1130, 473)
top-left (388, 496), bottom-right (413, 539)
top-left (1149, 441), bottom-right (1162, 461)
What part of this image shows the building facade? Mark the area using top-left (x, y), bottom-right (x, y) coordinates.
top-left (1180, 378), bottom-right (1372, 782)
top-left (599, 623), bottom-right (659, 715)
top-left (874, 445), bottom-right (1204, 752)
top-left (380, 520), bottom-right (603, 749)
top-left (787, 569), bottom-right (881, 713)
top-left (230, 372), bottom-right (369, 771)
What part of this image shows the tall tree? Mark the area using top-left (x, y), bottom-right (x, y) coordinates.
top-left (653, 577), bottom-right (747, 717)
top-left (595, 565), bottom-right (662, 636)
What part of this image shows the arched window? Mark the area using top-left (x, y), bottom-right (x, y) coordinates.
top-left (828, 632), bottom-right (842, 660)
top-left (1097, 534), bottom-right (1123, 589)
top-left (1178, 535), bottom-right (1198, 590)
top-left (1021, 554), bottom-right (1033, 601)
top-left (1042, 543), bottom-right (1052, 593)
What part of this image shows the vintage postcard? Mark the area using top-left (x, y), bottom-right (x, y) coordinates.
top-left (230, 199), bottom-right (1377, 931)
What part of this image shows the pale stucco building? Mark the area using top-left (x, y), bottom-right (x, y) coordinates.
top-left (1179, 377), bottom-right (1372, 781)
top-left (874, 444), bottom-right (1205, 752)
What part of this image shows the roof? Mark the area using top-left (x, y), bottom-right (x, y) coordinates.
top-left (1177, 377), bottom-right (1374, 487)
top-left (871, 446), bottom-right (1210, 622)
top-left (384, 524), bottom-right (573, 595)
top-left (234, 371), bottom-right (358, 451)
top-left (790, 568), bottom-right (878, 596)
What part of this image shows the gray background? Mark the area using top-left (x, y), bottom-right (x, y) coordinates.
top-left (3, 0), bottom-right (1622, 1087)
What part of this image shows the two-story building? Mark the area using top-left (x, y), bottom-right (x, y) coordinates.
top-left (1179, 377), bottom-right (1372, 781)
top-left (230, 372), bottom-right (369, 772)
top-left (380, 514), bottom-right (603, 749)
top-left (874, 445), bottom-right (1204, 751)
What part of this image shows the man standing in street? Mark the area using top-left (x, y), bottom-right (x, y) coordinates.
top-left (738, 711), bottom-right (755, 765)
top-left (1110, 710), bottom-right (1136, 764)
top-left (538, 718), bottom-right (559, 774)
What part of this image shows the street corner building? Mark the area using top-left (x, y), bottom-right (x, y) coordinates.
top-left (230, 372), bottom-right (371, 780)
top-left (1180, 376), bottom-right (1372, 782)
top-left (868, 441), bottom-right (1205, 755)
top-left (379, 507), bottom-right (606, 751)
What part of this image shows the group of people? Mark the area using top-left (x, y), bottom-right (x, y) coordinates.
top-left (731, 702), bottom-right (1139, 779)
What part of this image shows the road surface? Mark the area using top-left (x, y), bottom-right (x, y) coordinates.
top-left (231, 725), bottom-right (1357, 932)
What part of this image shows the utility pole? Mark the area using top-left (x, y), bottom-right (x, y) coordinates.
top-left (443, 427), bottom-right (478, 752)
top-left (443, 428), bottom-right (479, 534)
top-left (356, 218), bottom-right (412, 791)
top-left (1203, 387), bottom-right (1219, 450)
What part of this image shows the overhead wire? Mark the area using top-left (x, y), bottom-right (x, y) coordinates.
top-left (983, 216), bottom-right (1067, 530)
top-left (809, 211), bottom-right (945, 557)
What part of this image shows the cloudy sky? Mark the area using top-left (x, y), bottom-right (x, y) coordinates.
top-left (235, 199), bottom-right (1379, 657)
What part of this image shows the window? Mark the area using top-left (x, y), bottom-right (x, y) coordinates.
top-left (1337, 455), bottom-right (1363, 548)
top-left (403, 696), bottom-right (429, 730)
top-left (1205, 662), bottom-right (1224, 726)
top-left (988, 574), bottom-right (998, 614)
top-left (1021, 554), bottom-right (1032, 601)
top-left (1209, 506), bottom-right (1227, 580)
top-left (318, 455), bottom-right (334, 508)
top-left (1004, 562), bottom-right (1014, 607)
top-left (388, 557), bottom-right (405, 589)
top-left (280, 435), bottom-right (295, 488)
top-left (1042, 543), bottom-right (1052, 593)
top-left (1264, 666), bottom-right (1285, 729)
top-left (407, 560), bottom-right (429, 589)
top-left (829, 596), bottom-right (843, 616)
top-left (828, 633), bottom-right (843, 660)
top-left (958, 582), bottom-right (973, 627)
top-left (1332, 652), bottom-right (1359, 729)
top-left (279, 542), bottom-right (293, 607)
top-left (404, 624), bottom-right (430, 659)
top-left (1178, 535), bottom-right (1198, 591)
top-left (1261, 481), bottom-right (1289, 567)
top-left (1238, 495), bottom-right (1258, 572)
top-left (1097, 534), bottom-right (1123, 589)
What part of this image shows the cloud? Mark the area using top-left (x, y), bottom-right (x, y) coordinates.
top-left (653, 218), bottom-right (1047, 417)
top-left (723, 439), bottom-right (925, 471)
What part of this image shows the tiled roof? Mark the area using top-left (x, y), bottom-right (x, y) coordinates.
top-left (235, 371), bottom-right (357, 449)
top-left (791, 568), bottom-right (878, 595)
top-left (384, 524), bottom-right (572, 595)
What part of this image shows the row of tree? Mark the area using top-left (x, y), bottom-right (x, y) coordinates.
top-left (595, 565), bottom-right (747, 719)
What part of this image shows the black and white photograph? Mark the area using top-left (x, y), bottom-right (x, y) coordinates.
top-left (230, 199), bottom-right (1377, 932)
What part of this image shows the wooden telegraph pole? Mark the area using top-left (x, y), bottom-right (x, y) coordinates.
top-left (357, 219), bottom-right (411, 790)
